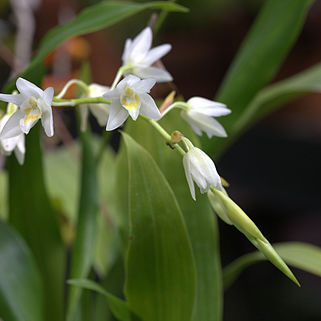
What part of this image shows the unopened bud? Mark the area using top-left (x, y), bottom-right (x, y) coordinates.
top-left (208, 189), bottom-right (232, 225)
top-left (171, 130), bottom-right (184, 144)
top-left (211, 189), bottom-right (265, 241)
top-left (209, 188), bottom-right (299, 286)
top-left (250, 236), bottom-right (300, 287)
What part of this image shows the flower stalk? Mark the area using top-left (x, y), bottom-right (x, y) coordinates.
top-left (52, 97), bottom-right (111, 107)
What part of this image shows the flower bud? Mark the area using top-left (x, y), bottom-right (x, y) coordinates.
top-left (208, 188), bottom-right (299, 286)
top-left (208, 189), bottom-right (232, 225)
top-left (210, 189), bottom-right (265, 241)
top-left (250, 236), bottom-right (300, 286)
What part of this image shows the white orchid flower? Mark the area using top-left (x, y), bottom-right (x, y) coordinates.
top-left (182, 139), bottom-right (222, 200)
top-left (122, 27), bottom-right (172, 83)
top-left (80, 83), bottom-right (110, 131)
top-left (180, 97), bottom-right (231, 138)
top-left (0, 77), bottom-right (54, 138)
top-left (103, 74), bottom-right (161, 131)
top-left (0, 102), bottom-right (25, 165)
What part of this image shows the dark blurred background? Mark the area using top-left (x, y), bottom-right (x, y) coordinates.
top-left (0, 0), bottom-right (321, 320)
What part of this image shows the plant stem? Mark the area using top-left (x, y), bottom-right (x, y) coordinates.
top-left (161, 101), bottom-right (187, 117)
top-left (56, 79), bottom-right (90, 99)
top-left (110, 65), bottom-right (132, 90)
top-left (140, 115), bottom-right (186, 156)
top-left (95, 131), bottom-right (112, 165)
top-left (52, 97), bottom-right (111, 107)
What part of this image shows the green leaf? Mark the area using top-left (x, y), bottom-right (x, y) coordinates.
top-left (125, 112), bottom-right (223, 321)
top-left (68, 279), bottom-right (133, 321)
top-left (204, 0), bottom-right (314, 154)
top-left (233, 61), bottom-right (321, 135)
top-left (0, 220), bottom-right (44, 321)
top-left (8, 125), bottom-right (65, 321)
top-left (45, 144), bottom-right (79, 220)
top-left (123, 132), bottom-right (196, 321)
top-left (7, 1), bottom-right (187, 91)
top-left (223, 242), bottom-right (321, 290)
top-left (67, 129), bottom-right (99, 321)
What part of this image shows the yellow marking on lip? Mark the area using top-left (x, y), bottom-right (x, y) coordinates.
top-left (28, 97), bottom-right (37, 107)
top-left (24, 114), bottom-right (40, 124)
top-left (24, 105), bottom-right (41, 124)
top-left (121, 92), bottom-right (140, 111)
top-left (125, 88), bottom-right (133, 96)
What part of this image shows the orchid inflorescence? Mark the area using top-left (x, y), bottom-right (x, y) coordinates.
top-left (0, 26), bottom-right (299, 286)
top-left (0, 26), bottom-right (229, 201)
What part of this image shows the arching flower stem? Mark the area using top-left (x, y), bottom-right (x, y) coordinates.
top-left (160, 101), bottom-right (188, 117)
top-left (140, 114), bottom-right (186, 156)
top-left (55, 79), bottom-right (90, 99)
top-left (110, 65), bottom-right (133, 90)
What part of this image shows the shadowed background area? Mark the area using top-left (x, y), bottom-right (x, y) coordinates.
top-left (0, 0), bottom-right (320, 320)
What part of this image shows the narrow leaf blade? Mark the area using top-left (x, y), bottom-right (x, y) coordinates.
top-left (68, 279), bottom-right (133, 321)
top-left (204, 0), bottom-right (314, 154)
top-left (67, 129), bottom-right (99, 321)
top-left (234, 61), bottom-right (321, 134)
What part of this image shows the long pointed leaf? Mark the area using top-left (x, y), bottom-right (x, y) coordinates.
top-left (234, 61), bottom-right (321, 135)
top-left (123, 132), bottom-right (196, 321)
top-left (204, 0), bottom-right (314, 154)
top-left (67, 128), bottom-right (99, 321)
top-left (125, 113), bottom-right (223, 321)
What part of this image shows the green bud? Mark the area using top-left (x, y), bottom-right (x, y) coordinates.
top-left (210, 187), bottom-right (300, 286)
top-left (249, 235), bottom-right (300, 287)
top-left (208, 189), bottom-right (233, 225)
top-left (211, 188), bottom-right (265, 242)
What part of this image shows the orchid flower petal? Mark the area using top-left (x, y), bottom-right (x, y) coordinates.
top-left (16, 77), bottom-right (43, 97)
top-left (106, 103), bottom-right (128, 131)
top-left (183, 154), bottom-right (196, 201)
top-left (128, 27), bottom-right (152, 63)
top-left (143, 44), bottom-right (172, 66)
top-left (14, 134), bottom-right (25, 165)
top-left (134, 66), bottom-right (173, 83)
top-left (0, 93), bottom-right (25, 106)
top-left (139, 94), bottom-right (161, 119)
top-left (1, 110), bottom-right (24, 139)
top-left (42, 87), bottom-right (54, 108)
top-left (132, 78), bottom-right (156, 94)
top-left (188, 97), bottom-right (231, 117)
top-left (40, 107), bottom-right (54, 137)
top-left (182, 111), bottom-right (227, 138)
top-left (122, 39), bottom-right (132, 63)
